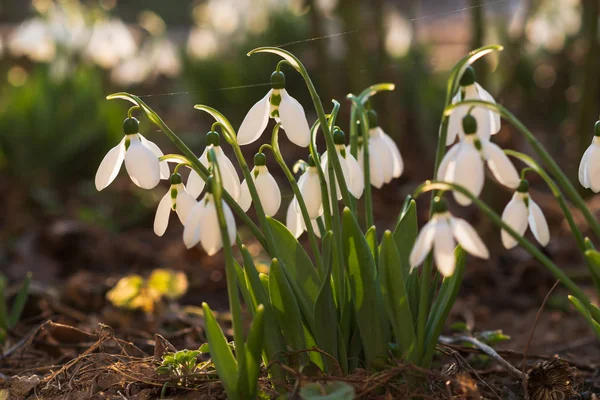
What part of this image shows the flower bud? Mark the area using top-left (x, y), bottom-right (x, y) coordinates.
top-left (206, 130), bottom-right (221, 146)
top-left (254, 152), bottom-right (267, 166)
top-left (307, 154), bottom-right (316, 167)
top-left (170, 173), bottom-right (182, 185)
top-left (431, 196), bottom-right (448, 214)
top-left (459, 66), bottom-right (476, 87)
top-left (462, 114), bottom-right (477, 135)
top-left (270, 71), bottom-right (286, 90)
top-left (123, 117), bottom-right (139, 135)
top-left (595, 121), bottom-right (600, 137)
top-left (516, 179), bottom-right (529, 193)
top-left (367, 109), bottom-right (379, 128)
top-left (333, 128), bottom-right (346, 145)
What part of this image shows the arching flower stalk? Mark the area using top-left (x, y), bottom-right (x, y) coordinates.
top-left (579, 121), bottom-right (600, 193)
top-left (501, 179), bottom-right (550, 249)
top-left (447, 66), bottom-right (500, 145)
top-left (409, 197), bottom-right (489, 277)
top-left (95, 117), bottom-right (169, 191)
top-left (355, 110), bottom-right (404, 188)
top-left (238, 152), bottom-right (281, 216)
top-left (321, 128), bottom-right (364, 200)
top-left (186, 131), bottom-right (241, 200)
top-left (237, 70), bottom-right (311, 147)
top-left (437, 114), bottom-right (519, 205)
top-left (154, 172), bottom-right (197, 236)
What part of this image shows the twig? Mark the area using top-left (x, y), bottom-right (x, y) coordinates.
top-left (439, 335), bottom-right (525, 379)
top-left (522, 280), bottom-right (560, 399)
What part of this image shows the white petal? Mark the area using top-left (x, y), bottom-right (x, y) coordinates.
top-left (286, 199), bottom-right (304, 239)
top-left (215, 147), bottom-right (241, 201)
top-left (344, 152), bottom-right (364, 199)
top-left (464, 85), bottom-right (493, 142)
top-left (298, 168), bottom-right (323, 219)
top-left (409, 219), bottom-right (437, 270)
top-left (483, 142), bottom-right (520, 189)
top-left (153, 192), bottom-right (172, 236)
top-left (371, 129), bottom-right (394, 183)
top-left (183, 202), bottom-right (204, 248)
top-left (237, 90), bottom-right (272, 145)
top-left (309, 217), bottom-right (322, 238)
top-left (451, 217), bottom-right (489, 258)
top-left (139, 134), bottom-right (169, 179)
top-left (175, 186), bottom-right (198, 225)
top-left (584, 142), bottom-right (600, 192)
top-left (255, 169), bottom-right (281, 216)
top-left (475, 83), bottom-right (501, 134)
top-left (436, 144), bottom-right (460, 182)
top-left (379, 129), bottom-right (404, 178)
top-left (449, 142), bottom-right (484, 205)
top-left (356, 144), bottom-right (385, 189)
top-left (579, 144), bottom-right (593, 188)
top-left (199, 199), bottom-right (222, 256)
top-left (95, 137), bottom-right (125, 191)
top-left (447, 91), bottom-right (465, 146)
top-left (433, 219), bottom-right (456, 277)
top-left (528, 198), bottom-right (550, 246)
top-left (124, 136), bottom-right (161, 189)
top-left (222, 200), bottom-right (237, 246)
top-left (278, 89), bottom-right (311, 147)
top-left (238, 179), bottom-right (252, 212)
top-left (186, 170), bottom-right (206, 198)
top-left (500, 193), bottom-right (529, 249)
top-left (320, 151), bottom-right (345, 201)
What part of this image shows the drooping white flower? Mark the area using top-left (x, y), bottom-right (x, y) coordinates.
top-left (154, 173), bottom-right (197, 236)
top-left (579, 125), bottom-right (600, 192)
top-left (186, 131), bottom-right (241, 200)
top-left (501, 180), bottom-right (550, 249)
top-left (8, 18), bottom-right (56, 62)
top-left (95, 117), bottom-right (169, 191)
top-left (437, 114), bottom-right (519, 205)
top-left (296, 156), bottom-right (323, 219)
top-left (409, 198), bottom-right (489, 277)
top-left (85, 19), bottom-right (137, 69)
top-left (286, 199), bottom-right (322, 239)
top-left (183, 192), bottom-right (236, 255)
top-left (321, 129), bottom-right (364, 200)
top-left (446, 66), bottom-right (501, 145)
top-left (237, 71), bottom-right (310, 147)
top-left (355, 110), bottom-right (404, 188)
top-left (238, 153), bottom-right (281, 216)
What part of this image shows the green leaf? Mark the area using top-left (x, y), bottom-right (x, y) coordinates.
top-left (342, 208), bottom-right (390, 364)
top-left (247, 47), bottom-right (303, 72)
top-left (356, 83), bottom-right (395, 105)
top-left (193, 105), bottom-right (237, 143)
top-left (202, 302), bottom-right (238, 397)
top-left (569, 295), bottom-right (600, 339)
top-left (234, 261), bottom-right (255, 315)
top-left (8, 272), bottom-right (31, 328)
top-left (299, 382), bottom-right (355, 400)
top-left (379, 232), bottom-right (417, 362)
top-left (584, 250), bottom-right (600, 294)
top-left (476, 330), bottom-right (510, 346)
top-left (245, 304), bottom-right (265, 397)
top-left (585, 237), bottom-right (595, 250)
top-left (365, 226), bottom-right (378, 267)
top-left (147, 269), bottom-right (187, 301)
top-left (268, 259), bottom-right (307, 352)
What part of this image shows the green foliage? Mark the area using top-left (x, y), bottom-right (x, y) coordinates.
top-left (157, 349), bottom-right (204, 381)
top-left (0, 273), bottom-right (32, 346)
top-left (299, 382), bottom-right (355, 400)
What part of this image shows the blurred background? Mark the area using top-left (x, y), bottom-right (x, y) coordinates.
top-left (0, 0), bottom-right (598, 340)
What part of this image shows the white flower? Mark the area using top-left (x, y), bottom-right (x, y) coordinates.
top-left (154, 174), bottom-right (197, 236)
top-left (237, 71), bottom-right (310, 147)
top-left (85, 19), bottom-right (137, 69)
top-left (321, 130), bottom-right (364, 200)
top-left (186, 132), bottom-right (241, 200)
top-left (579, 133), bottom-right (600, 192)
top-left (501, 181), bottom-right (550, 249)
top-left (446, 66), bottom-right (501, 145)
top-left (95, 118), bottom-right (169, 191)
top-left (183, 193), bottom-right (236, 255)
top-left (286, 199), bottom-right (322, 239)
top-left (437, 115), bottom-right (519, 205)
top-left (409, 199), bottom-right (489, 277)
top-left (238, 153), bottom-right (281, 216)
top-left (296, 161), bottom-right (323, 219)
top-left (8, 18), bottom-right (55, 62)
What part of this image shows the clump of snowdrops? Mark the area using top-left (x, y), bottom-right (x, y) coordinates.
top-left (96, 45), bottom-right (600, 398)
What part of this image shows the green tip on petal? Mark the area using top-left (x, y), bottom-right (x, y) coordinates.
top-left (254, 152), bottom-right (267, 166)
top-left (270, 71), bottom-right (286, 90)
top-left (333, 128), bottom-right (346, 145)
top-left (366, 109), bottom-right (379, 128)
top-left (206, 130), bottom-right (221, 146)
top-left (123, 117), bottom-right (139, 135)
top-left (459, 66), bottom-right (476, 86)
top-left (594, 121), bottom-right (600, 137)
top-left (170, 173), bottom-right (182, 185)
top-left (462, 114), bottom-right (477, 135)
top-left (432, 196), bottom-right (448, 214)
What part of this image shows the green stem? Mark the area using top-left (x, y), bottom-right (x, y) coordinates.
top-left (328, 157), bottom-right (346, 311)
top-left (415, 181), bottom-right (594, 309)
top-left (269, 124), bottom-right (325, 278)
top-left (445, 99), bottom-right (600, 241)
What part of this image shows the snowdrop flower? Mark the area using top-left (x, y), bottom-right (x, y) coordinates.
top-left (437, 114), bottom-right (519, 205)
top-left (409, 197), bottom-right (489, 277)
top-left (186, 131), bottom-right (241, 200)
top-left (355, 110), bottom-right (404, 188)
top-left (237, 71), bottom-right (311, 147)
top-left (447, 66), bottom-right (501, 145)
top-left (579, 122), bottom-right (600, 192)
top-left (85, 19), bottom-right (137, 69)
top-left (154, 173), bottom-right (197, 236)
top-left (8, 18), bottom-right (55, 62)
top-left (296, 155), bottom-right (323, 219)
top-left (183, 187), bottom-right (236, 255)
top-left (238, 153), bottom-right (281, 216)
top-left (95, 117), bottom-right (169, 191)
top-left (321, 129), bottom-right (364, 200)
top-left (286, 199), bottom-right (322, 239)
top-left (501, 180), bottom-right (550, 249)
